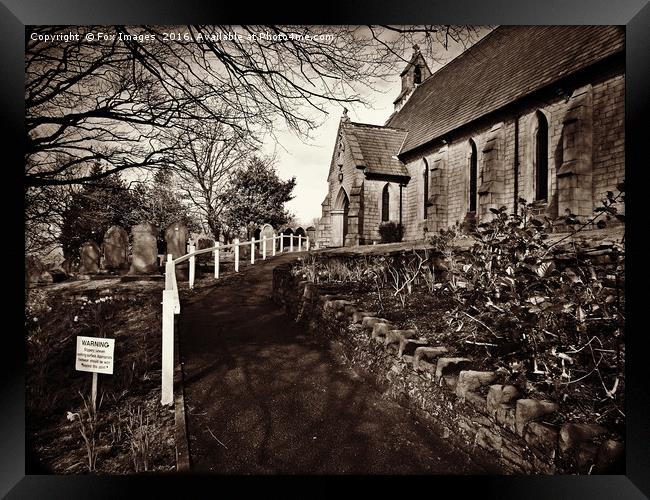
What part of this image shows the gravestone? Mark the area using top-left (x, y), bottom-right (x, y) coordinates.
top-left (165, 222), bottom-right (189, 280)
top-left (79, 240), bottom-right (101, 274)
top-left (128, 223), bottom-right (159, 275)
top-left (103, 225), bottom-right (129, 271)
top-left (61, 257), bottom-right (79, 276)
top-left (260, 224), bottom-right (275, 249)
top-left (197, 236), bottom-right (214, 264)
top-left (25, 255), bottom-right (45, 285)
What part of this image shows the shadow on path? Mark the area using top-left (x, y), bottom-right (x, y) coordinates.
top-left (180, 253), bottom-right (499, 474)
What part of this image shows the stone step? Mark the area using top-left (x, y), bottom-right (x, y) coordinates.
top-left (435, 357), bottom-right (473, 381)
top-left (362, 316), bottom-right (390, 331)
top-left (398, 339), bottom-right (429, 357)
top-left (455, 370), bottom-right (497, 400)
top-left (351, 310), bottom-right (377, 324)
top-left (515, 399), bottom-right (559, 436)
top-left (413, 346), bottom-right (449, 371)
top-left (384, 329), bottom-right (416, 347)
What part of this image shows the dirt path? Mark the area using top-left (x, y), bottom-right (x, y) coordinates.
top-left (179, 253), bottom-right (497, 474)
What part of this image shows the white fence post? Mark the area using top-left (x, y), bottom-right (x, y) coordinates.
top-left (305, 236), bottom-right (310, 251)
top-left (262, 236), bottom-right (267, 260)
top-left (298, 234), bottom-right (302, 251)
top-left (165, 254), bottom-right (174, 290)
top-left (161, 289), bottom-right (175, 406)
top-left (280, 234), bottom-right (284, 253)
top-left (290, 234), bottom-right (294, 252)
top-left (189, 243), bottom-right (196, 289)
top-left (250, 239), bottom-right (255, 264)
top-left (214, 242), bottom-right (220, 279)
top-left (272, 235), bottom-right (276, 256)
top-left (234, 239), bottom-right (240, 272)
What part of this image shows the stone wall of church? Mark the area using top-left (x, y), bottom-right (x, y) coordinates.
top-left (361, 180), bottom-right (401, 243)
top-left (398, 60), bottom-right (624, 242)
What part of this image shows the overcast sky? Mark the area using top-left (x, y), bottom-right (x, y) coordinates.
top-left (266, 27), bottom-right (492, 227)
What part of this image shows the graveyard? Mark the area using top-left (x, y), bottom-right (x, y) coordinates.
top-left (25, 219), bottom-right (312, 473)
top-left (21, 24), bottom-right (631, 479)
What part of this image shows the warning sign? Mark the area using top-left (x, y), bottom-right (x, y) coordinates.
top-left (75, 336), bottom-right (115, 375)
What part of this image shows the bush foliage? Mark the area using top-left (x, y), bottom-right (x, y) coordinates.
top-left (292, 185), bottom-right (625, 418)
top-left (378, 221), bottom-right (403, 243)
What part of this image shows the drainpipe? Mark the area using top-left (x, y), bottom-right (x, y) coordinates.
top-left (399, 183), bottom-right (403, 228)
top-left (514, 115), bottom-right (520, 216)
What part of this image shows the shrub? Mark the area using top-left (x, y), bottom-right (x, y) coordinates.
top-left (378, 221), bottom-right (403, 243)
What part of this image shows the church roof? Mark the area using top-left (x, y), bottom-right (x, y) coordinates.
top-left (386, 25), bottom-right (625, 154)
top-left (343, 121), bottom-right (409, 178)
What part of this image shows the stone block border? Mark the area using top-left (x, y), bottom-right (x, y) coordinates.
top-left (272, 265), bottom-right (624, 475)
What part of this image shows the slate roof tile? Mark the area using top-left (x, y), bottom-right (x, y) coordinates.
top-left (386, 25), bottom-right (624, 154)
top-left (342, 121), bottom-right (409, 177)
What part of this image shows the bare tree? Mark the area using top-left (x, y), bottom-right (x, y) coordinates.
top-left (26, 25), bottom-right (482, 188)
top-left (25, 25), bottom-right (483, 253)
top-left (168, 120), bottom-right (255, 239)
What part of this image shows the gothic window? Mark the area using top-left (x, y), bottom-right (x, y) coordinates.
top-left (469, 139), bottom-right (478, 212)
top-left (423, 159), bottom-right (429, 219)
top-left (414, 65), bottom-right (422, 84)
top-left (382, 184), bottom-right (390, 222)
top-left (535, 111), bottom-right (549, 201)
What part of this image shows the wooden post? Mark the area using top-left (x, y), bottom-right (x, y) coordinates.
top-left (189, 244), bottom-right (196, 289)
top-left (262, 236), bottom-right (267, 260)
top-left (272, 235), bottom-right (276, 256)
top-left (251, 239), bottom-right (255, 264)
top-left (161, 289), bottom-right (175, 406)
top-left (234, 239), bottom-right (240, 272)
top-left (280, 233), bottom-right (284, 253)
top-left (298, 234), bottom-right (302, 251)
top-left (214, 242), bottom-right (220, 279)
top-left (91, 372), bottom-right (98, 415)
top-left (290, 234), bottom-right (294, 252)
top-left (165, 254), bottom-right (174, 290)
top-left (305, 236), bottom-right (310, 251)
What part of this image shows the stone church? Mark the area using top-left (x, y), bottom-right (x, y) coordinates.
top-left (315, 25), bottom-right (625, 247)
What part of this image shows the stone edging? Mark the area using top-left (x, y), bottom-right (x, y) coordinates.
top-left (173, 315), bottom-right (191, 472)
top-left (272, 263), bottom-right (624, 475)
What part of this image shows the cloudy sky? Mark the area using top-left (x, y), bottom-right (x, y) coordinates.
top-left (266, 27), bottom-right (492, 227)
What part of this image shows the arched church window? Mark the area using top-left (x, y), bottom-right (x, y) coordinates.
top-left (469, 139), bottom-right (478, 212)
top-left (423, 159), bottom-right (429, 219)
top-left (535, 111), bottom-right (549, 201)
top-left (382, 184), bottom-right (390, 222)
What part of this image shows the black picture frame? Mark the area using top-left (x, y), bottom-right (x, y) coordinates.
top-left (5, 0), bottom-right (649, 497)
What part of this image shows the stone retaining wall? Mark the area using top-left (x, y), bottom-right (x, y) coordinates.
top-left (272, 263), bottom-right (624, 475)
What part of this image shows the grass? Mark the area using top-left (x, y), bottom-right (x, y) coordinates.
top-left (26, 280), bottom-right (176, 474)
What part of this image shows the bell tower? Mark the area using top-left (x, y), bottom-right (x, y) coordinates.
top-left (393, 44), bottom-right (432, 112)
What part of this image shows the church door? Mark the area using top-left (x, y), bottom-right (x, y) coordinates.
top-left (331, 188), bottom-right (349, 247)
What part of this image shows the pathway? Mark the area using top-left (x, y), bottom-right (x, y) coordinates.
top-left (179, 252), bottom-right (497, 474)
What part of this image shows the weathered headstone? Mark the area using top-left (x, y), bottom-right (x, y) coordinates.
top-left (197, 237), bottom-right (214, 250)
top-left (79, 240), bottom-right (101, 274)
top-left (128, 223), bottom-right (159, 275)
top-left (61, 257), bottom-right (79, 276)
top-left (165, 222), bottom-right (189, 280)
top-left (260, 224), bottom-right (275, 247)
top-left (103, 225), bottom-right (129, 271)
top-left (25, 255), bottom-right (45, 285)
top-left (39, 271), bottom-right (54, 284)
top-left (197, 236), bottom-right (214, 264)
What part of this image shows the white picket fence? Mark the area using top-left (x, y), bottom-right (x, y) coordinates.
top-left (161, 233), bottom-right (309, 405)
